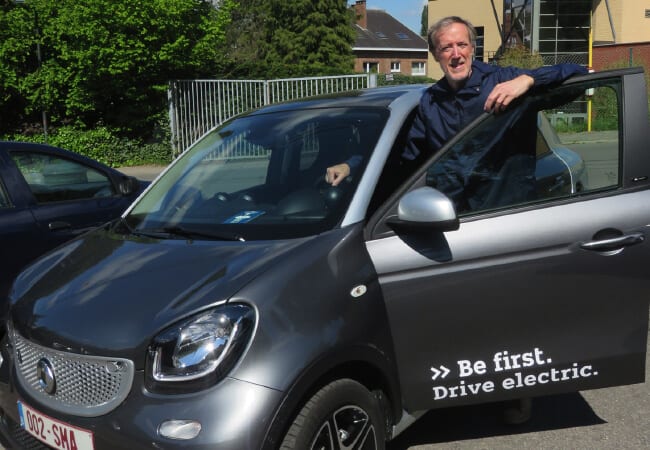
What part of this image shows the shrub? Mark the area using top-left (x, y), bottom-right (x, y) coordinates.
top-left (377, 73), bottom-right (435, 86)
top-left (2, 126), bottom-right (173, 167)
top-left (496, 45), bottom-right (544, 69)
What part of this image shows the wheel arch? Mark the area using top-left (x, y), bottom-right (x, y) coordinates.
top-left (261, 348), bottom-right (403, 449)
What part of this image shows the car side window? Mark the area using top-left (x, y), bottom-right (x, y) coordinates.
top-left (425, 79), bottom-right (621, 216)
top-left (0, 181), bottom-right (9, 208)
top-left (9, 152), bottom-right (115, 203)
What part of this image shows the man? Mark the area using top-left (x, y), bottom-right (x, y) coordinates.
top-left (326, 15), bottom-right (587, 187)
top-left (327, 16), bottom-right (587, 423)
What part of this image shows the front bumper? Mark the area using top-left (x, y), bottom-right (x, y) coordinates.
top-left (0, 340), bottom-right (283, 450)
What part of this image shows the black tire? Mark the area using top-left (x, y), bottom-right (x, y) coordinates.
top-left (280, 379), bottom-right (386, 450)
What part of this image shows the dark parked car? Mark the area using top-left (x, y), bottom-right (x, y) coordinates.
top-left (0, 68), bottom-right (648, 450)
top-left (0, 142), bottom-right (145, 299)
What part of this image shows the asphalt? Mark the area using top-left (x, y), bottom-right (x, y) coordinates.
top-left (117, 164), bottom-right (167, 181)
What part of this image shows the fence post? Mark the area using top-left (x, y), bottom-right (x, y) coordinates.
top-left (368, 73), bottom-right (378, 88)
top-left (168, 81), bottom-right (178, 157)
top-left (263, 80), bottom-right (270, 105)
top-left (629, 47), bottom-right (634, 67)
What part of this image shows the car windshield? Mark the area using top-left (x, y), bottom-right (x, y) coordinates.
top-left (124, 107), bottom-right (388, 240)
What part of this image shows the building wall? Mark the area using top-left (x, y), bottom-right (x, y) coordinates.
top-left (354, 51), bottom-right (429, 76)
top-left (592, 0), bottom-right (650, 44)
top-left (592, 43), bottom-right (650, 71)
top-left (427, 0), bottom-right (504, 80)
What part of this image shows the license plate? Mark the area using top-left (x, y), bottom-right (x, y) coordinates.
top-left (17, 400), bottom-right (95, 450)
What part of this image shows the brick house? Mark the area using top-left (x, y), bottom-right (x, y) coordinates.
top-left (352, 1), bottom-right (429, 77)
top-left (591, 0), bottom-right (650, 71)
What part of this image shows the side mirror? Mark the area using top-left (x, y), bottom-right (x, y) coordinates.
top-left (387, 186), bottom-right (459, 232)
top-left (118, 176), bottom-right (141, 196)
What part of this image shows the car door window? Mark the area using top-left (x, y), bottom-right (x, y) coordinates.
top-left (425, 80), bottom-right (620, 216)
top-left (0, 182), bottom-right (9, 208)
top-left (9, 152), bottom-right (115, 203)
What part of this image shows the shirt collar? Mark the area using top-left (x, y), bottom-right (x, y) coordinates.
top-left (430, 60), bottom-right (497, 96)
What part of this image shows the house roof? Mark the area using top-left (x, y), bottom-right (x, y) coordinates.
top-left (354, 9), bottom-right (428, 52)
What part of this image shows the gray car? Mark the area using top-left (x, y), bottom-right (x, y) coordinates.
top-left (0, 68), bottom-right (648, 450)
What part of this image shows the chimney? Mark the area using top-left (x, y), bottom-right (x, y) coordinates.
top-left (355, 0), bottom-right (367, 29)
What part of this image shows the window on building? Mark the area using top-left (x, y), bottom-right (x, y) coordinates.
top-left (530, 0), bottom-right (589, 65)
top-left (396, 32), bottom-right (410, 40)
top-left (375, 32), bottom-right (388, 39)
top-left (363, 62), bottom-right (379, 73)
top-left (411, 61), bottom-right (426, 76)
top-left (390, 61), bottom-right (401, 73)
top-left (475, 26), bottom-right (485, 61)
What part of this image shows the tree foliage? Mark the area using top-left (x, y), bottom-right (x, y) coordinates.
top-left (421, 4), bottom-right (428, 37)
top-left (496, 45), bottom-right (544, 69)
top-left (1, 0), bottom-right (357, 150)
top-left (224, 0), bottom-right (355, 78)
top-left (0, 0), bottom-right (235, 137)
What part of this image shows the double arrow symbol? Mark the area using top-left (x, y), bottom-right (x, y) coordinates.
top-left (430, 365), bottom-right (450, 380)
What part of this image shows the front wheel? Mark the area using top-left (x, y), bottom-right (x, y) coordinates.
top-left (280, 379), bottom-right (386, 450)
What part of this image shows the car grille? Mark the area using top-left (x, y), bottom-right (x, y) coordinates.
top-left (11, 330), bottom-right (134, 417)
top-left (0, 413), bottom-right (50, 450)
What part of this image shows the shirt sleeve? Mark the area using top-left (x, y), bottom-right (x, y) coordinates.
top-left (402, 103), bottom-right (427, 161)
top-left (528, 63), bottom-right (588, 87)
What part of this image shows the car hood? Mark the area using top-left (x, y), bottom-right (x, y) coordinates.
top-left (9, 226), bottom-right (310, 361)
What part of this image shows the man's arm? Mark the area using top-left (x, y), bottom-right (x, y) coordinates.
top-left (326, 163), bottom-right (350, 187)
top-left (484, 63), bottom-right (588, 113)
top-left (484, 74), bottom-right (534, 113)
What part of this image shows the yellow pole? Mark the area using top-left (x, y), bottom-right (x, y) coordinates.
top-left (587, 14), bottom-right (594, 133)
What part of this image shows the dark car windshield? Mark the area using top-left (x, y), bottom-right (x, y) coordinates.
top-left (125, 107), bottom-right (388, 240)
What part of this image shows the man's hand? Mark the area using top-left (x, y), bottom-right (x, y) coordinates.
top-left (484, 74), bottom-right (534, 113)
top-left (326, 163), bottom-right (350, 186)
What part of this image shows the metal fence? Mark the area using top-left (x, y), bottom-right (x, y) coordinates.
top-left (168, 74), bottom-right (375, 155)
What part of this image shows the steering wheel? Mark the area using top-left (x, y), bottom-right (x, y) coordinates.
top-left (313, 173), bottom-right (351, 209)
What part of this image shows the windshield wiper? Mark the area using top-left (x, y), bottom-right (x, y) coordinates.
top-left (134, 226), bottom-right (245, 242)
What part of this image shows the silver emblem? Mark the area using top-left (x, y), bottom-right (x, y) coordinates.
top-left (37, 358), bottom-right (57, 395)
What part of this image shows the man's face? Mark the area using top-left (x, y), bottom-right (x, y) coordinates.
top-left (434, 22), bottom-right (474, 89)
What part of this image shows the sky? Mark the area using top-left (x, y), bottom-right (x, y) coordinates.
top-left (350, 0), bottom-right (428, 35)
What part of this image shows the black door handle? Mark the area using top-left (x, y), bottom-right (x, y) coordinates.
top-left (48, 221), bottom-right (71, 231)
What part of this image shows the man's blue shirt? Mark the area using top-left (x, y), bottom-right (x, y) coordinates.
top-left (403, 60), bottom-right (588, 160)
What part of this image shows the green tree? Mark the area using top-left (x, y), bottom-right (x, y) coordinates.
top-left (222, 0), bottom-right (270, 78)
top-left (496, 45), bottom-right (544, 69)
top-left (243, 0), bottom-right (355, 78)
top-left (421, 4), bottom-right (428, 37)
top-left (0, 0), bottom-right (235, 138)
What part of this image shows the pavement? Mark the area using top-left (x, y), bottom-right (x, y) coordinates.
top-left (117, 164), bottom-right (167, 181)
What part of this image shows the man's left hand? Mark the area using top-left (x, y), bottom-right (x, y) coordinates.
top-left (484, 74), bottom-right (535, 113)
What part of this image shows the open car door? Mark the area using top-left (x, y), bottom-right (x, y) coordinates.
top-left (366, 69), bottom-right (650, 411)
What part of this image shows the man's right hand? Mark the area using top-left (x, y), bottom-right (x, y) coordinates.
top-left (325, 163), bottom-right (350, 186)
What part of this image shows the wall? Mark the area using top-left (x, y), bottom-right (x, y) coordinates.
top-left (427, 0), bottom-right (504, 79)
top-left (354, 51), bottom-right (429, 76)
top-left (592, 43), bottom-right (650, 71)
top-left (592, 0), bottom-right (650, 45)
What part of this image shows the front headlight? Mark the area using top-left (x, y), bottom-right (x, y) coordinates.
top-left (146, 304), bottom-right (255, 393)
